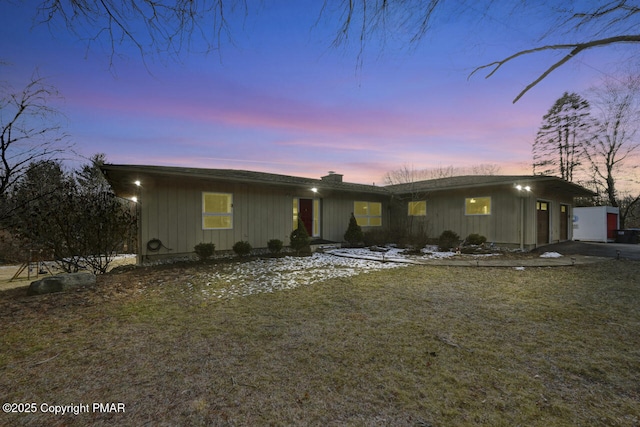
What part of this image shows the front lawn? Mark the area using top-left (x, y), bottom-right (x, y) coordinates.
top-left (1, 258), bottom-right (639, 426)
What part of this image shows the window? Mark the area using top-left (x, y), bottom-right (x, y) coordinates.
top-left (537, 201), bottom-right (549, 211)
top-left (354, 201), bottom-right (382, 226)
top-left (203, 192), bottom-right (233, 229)
top-left (408, 201), bottom-right (427, 216)
top-left (465, 197), bottom-right (491, 215)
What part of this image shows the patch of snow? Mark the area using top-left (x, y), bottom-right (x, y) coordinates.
top-left (328, 246), bottom-right (461, 263)
top-left (112, 254), bottom-right (137, 261)
top-left (539, 252), bottom-right (563, 258)
top-left (182, 252), bottom-right (407, 301)
top-left (514, 266), bottom-right (526, 271)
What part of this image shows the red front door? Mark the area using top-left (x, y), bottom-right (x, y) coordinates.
top-left (299, 198), bottom-right (313, 236)
top-left (607, 213), bottom-right (618, 240)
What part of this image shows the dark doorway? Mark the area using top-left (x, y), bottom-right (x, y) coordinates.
top-left (537, 201), bottom-right (550, 245)
top-left (560, 204), bottom-right (569, 241)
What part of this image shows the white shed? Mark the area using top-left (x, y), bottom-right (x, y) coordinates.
top-left (573, 206), bottom-right (619, 243)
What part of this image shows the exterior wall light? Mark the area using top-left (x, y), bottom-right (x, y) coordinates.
top-left (311, 187), bottom-right (318, 193)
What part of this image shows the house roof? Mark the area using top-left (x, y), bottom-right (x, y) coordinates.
top-left (101, 164), bottom-right (391, 197)
top-left (386, 175), bottom-right (596, 197)
top-left (102, 164), bottom-right (595, 199)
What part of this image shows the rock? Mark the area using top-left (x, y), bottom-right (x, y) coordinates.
top-left (27, 272), bottom-right (97, 296)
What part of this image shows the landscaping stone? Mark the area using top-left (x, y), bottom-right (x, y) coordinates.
top-left (27, 272), bottom-right (97, 296)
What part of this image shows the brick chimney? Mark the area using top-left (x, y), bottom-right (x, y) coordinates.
top-left (321, 171), bottom-right (343, 183)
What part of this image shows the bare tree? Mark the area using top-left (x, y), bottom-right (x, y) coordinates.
top-left (0, 70), bottom-right (69, 200)
top-left (618, 194), bottom-right (640, 228)
top-left (532, 92), bottom-right (591, 181)
top-left (7, 158), bottom-right (137, 274)
top-left (326, 0), bottom-right (640, 102)
top-left (33, 1), bottom-right (640, 96)
top-left (36, 0), bottom-right (247, 64)
top-left (383, 163), bottom-right (501, 185)
top-left (383, 164), bottom-right (432, 186)
top-left (583, 75), bottom-right (640, 208)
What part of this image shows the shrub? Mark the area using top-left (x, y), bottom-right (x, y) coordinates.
top-left (466, 233), bottom-right (487, 246)
top-left (290, 218), bottom-right (311, 254)
top-left (407, 227), bottom-right (430, 251)
top-left (438, 230), bottom-right (460, 252)
top-left (267, 239), bottom-right (283, 254)
top-left (194, 242), bottom-right (215, 260)
top-left (344, 213), bottom-right (364, 246)
top-left (232, 241), bottom-right (252, 257)
top-left (363, 229), bottom-right (389, 246)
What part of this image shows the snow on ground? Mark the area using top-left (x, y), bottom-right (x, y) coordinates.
top-left (327, 246), bottom-right (457, 263)
top-left (539, 252), bottom-right (563, 258)
top-left (173, 245), bottom-right (566, 302)
top-left (178, 245), bottom-right (505, 302)
top-left (183, 251), bottom-right (407, 301)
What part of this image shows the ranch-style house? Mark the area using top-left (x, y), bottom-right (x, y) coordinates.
top-left (101, 164), bottom-right (594, 263)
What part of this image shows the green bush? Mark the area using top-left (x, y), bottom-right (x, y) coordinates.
top-left (194, 243), bottom-right (215, 260)
top-left (344, 213), bottom-right (364, 246)
top-left (232, 241), bottom-right (252, 257)
top-left (438, 230), bottom-right (460, 252)
top-left (290, 218), bottom-right (311, 254)
top-left (466, 233), bottom-right (487, 246)
top-left (267, 239), bottom-right (283, 254)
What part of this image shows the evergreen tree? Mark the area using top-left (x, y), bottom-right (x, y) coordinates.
top-left (344, 213), bottom-right (364, 246)
top-left (290, 218), bottom-right (311, 254)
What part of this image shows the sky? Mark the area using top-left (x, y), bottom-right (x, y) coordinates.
top-left (0, 1), bottom-right (629, 186)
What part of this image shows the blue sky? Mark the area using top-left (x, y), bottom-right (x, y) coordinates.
top-left (0, 1), bottom-right (621, 184)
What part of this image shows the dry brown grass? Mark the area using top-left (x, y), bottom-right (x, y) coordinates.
top-left (1, 260), bottom-right (639, 426)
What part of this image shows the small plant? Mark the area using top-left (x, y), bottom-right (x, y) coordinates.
top-left (267, 239), bottom-right (283, 254)
top-left (232, 241), bottom-right (252, 257)
top-left (438, 230), bottom-right (460, 252)
top-left (194, 243), bottom-right (215, 260)
top-left (290, 218), bottom-right (311, 254)
top-left (466, 233), bottom-right (487, 246)
top-left (344, 213), bottom-right (364, 247)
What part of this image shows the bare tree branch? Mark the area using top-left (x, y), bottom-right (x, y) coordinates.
top-left (471, 35), bottom-right (640, 103)
top-left (583, 74), bottom-right (640, 207)
top-left (36, 0), bottom-right (247, 66)
top-left (0, 70), bottom-right (71, 198)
